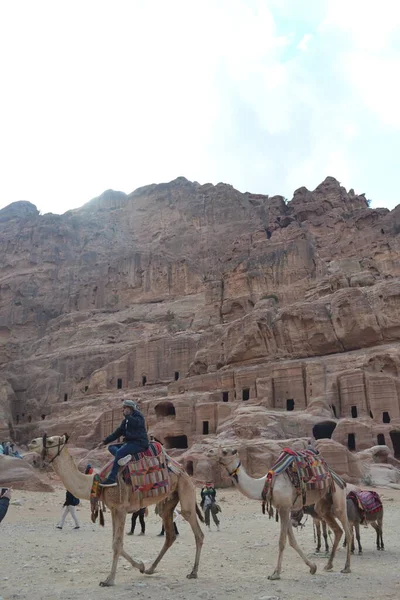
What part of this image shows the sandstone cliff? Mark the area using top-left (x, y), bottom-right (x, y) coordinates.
top-left (1, 176), bottom-right (400, 483)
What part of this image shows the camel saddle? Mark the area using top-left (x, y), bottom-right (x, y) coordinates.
top-left (347, 490), bottom-right (382, 524)
top-left (98, 442), bottom-right (181, 498)
top-left (261, 448), bottom-right (345, 516)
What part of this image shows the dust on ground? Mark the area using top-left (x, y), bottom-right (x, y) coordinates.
top-left (1, 485), bottom-right (399, 600)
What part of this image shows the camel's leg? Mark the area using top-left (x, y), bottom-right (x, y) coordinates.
top-left (178, 479), bottom-right (204, 579)
top-left (322, 520), bottom-right (329, 552)
top-left (336, 504), bottom-right (352, 573)
top-left (315, 519), bottom-right (321, 552)
top-left (268, 508), bottom-right (290, 580)
top-left (100, 509), bottom-right (129, 586)
top-left (145, 495), bottom-right (179, 576)
top-left (321, 512), bottom-right (343, 571)
top-left (354, 522), bottom-right (362, 554)
top-left (287, 520), bottom-right (317, 575)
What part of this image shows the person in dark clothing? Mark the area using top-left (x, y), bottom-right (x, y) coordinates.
top-left (201, 482), bottom-right (220, 531)
top-left (158, 508), bottom-right (180, 536)
top-left (201, 483), bottom-right (217, 504)
top-left (97, 399), bottom-right (149, 487)
top-left (0, 488), bottom-right (11, 524)
top-left (127, 507), bottom-right (147, 536)
top-left (56, 490), bottom-right (80, 529)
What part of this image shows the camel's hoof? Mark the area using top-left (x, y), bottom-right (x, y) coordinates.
top-left (144, 568), bottom-right (155, 575)
top-left (99, 580), bottom-right (114, 587)
top-left (187, 572), bottom-right (198, 579)
top-left (324, 564), bottom-right (333, 572)
top-left (310, 564), bottom-right (317, 575)
top-left (358, 550), bottom-right (363, 555)
top-left (268, 573), bottom-right (280, 580)
top-left (138, 562), bottom-right (145, 574)
top-left (341, 567), bottom-right (351, 574)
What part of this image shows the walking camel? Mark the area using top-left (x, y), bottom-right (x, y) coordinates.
top-left (212, 447), bottom-right (352, 580)
top-left (29, 434), bottom-right (204, 586)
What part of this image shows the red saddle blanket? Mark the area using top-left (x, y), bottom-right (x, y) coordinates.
top-left (347, 490), bottom-right (382, 522)
top-left (99, 441), bottom-right (174, 499)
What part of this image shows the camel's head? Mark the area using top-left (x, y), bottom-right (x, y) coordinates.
top-left (29, 433), bottom-right (69, 462)
top-left (215, 447), bottom-right (240, 472)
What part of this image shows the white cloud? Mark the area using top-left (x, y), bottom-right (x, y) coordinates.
top-left (0, 0), bottom-right (399, 213)
top-left (297, 34), bottom-right (313, 51)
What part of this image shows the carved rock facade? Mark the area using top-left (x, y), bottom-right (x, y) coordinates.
top-left (1, 176), bottom-right (400, 483)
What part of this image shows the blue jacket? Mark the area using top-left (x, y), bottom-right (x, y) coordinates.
top-left (104, 411), bottom-right (149, 449)
top-left (0, 497), bottom-right (10, 523)
top-left (64, 491), bottom-right (80, 506)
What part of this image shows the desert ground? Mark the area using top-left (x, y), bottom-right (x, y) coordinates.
top-left (1, 484), bottom-right (400, 600)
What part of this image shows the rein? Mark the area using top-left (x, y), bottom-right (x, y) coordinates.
top-left (228, 462), bottom-right (241, 483)
top-left (41, 433), bottom-right (68, 464)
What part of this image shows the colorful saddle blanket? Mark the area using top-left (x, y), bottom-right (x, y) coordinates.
top-left (99, 442), bottom-right (181, 499)
top-left (347, 490), bottom-right (382, 523)
top-left (262, 447), bottom-right (345, 514)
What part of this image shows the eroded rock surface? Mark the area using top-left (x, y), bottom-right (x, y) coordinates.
top-left (1, 176), bottom-right (400, 484)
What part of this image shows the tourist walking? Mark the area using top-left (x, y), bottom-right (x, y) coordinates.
top-left (56, 490), bottom-right (80, 529)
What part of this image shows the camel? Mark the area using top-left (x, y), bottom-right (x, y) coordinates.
top-left (29, 434), bottom-right (204, 586)
top-left (213, 447), bottom-right (352, 580)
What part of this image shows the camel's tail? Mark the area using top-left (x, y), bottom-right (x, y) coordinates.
top-left (196, 503), bottom-right (205, 523)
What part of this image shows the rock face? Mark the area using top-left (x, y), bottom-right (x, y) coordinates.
top-left (0, 455), bottom-right (54, 492)
top-left (1, 175), bottom-right (400, 484)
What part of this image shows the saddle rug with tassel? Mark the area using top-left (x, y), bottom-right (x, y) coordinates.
top-left (347, 490), bottom-right (382, 523)
top-left (262, 448), bottom-right (346, 514)
top-left (99, 442), bottom-right (182, 499)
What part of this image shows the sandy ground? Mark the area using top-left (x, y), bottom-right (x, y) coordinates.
top-left (1, 485), bottom-right (400, 600)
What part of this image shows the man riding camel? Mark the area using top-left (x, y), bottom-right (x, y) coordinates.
top-left (97, 399), bottom-right (149, 487)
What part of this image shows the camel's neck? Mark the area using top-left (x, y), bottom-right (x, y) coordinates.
top-left (229, 463), bottom-right (267, 501)
top-left (52, 448), bottom-right (94, 500)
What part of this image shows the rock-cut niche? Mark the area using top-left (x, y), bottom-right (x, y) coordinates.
top-left (154, 402), bottom-right (176, 418)
top-left (312, 420), bottom-right (337, 440)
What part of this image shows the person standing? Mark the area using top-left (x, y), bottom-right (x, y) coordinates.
top-left (201, 482), bottom-right (221, 531)
top-left (85, 464), bottom-right (94, 474)
top-left (0, 488), bottom-right (11, 523)
top-left (158, 508), bottom-right (180, 536)
top-left (127, 507), bottom-right (147, 536)
top-left (97, 399), bottom-right (149, 487)
top-left (56, 490), bottom-right (80, 530)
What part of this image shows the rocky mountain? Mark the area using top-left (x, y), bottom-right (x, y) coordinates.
top-left (1, 175), bottom-right (400, 485)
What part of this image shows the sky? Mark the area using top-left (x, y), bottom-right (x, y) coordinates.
top-left (0, 0), bottom-right (399, 215)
